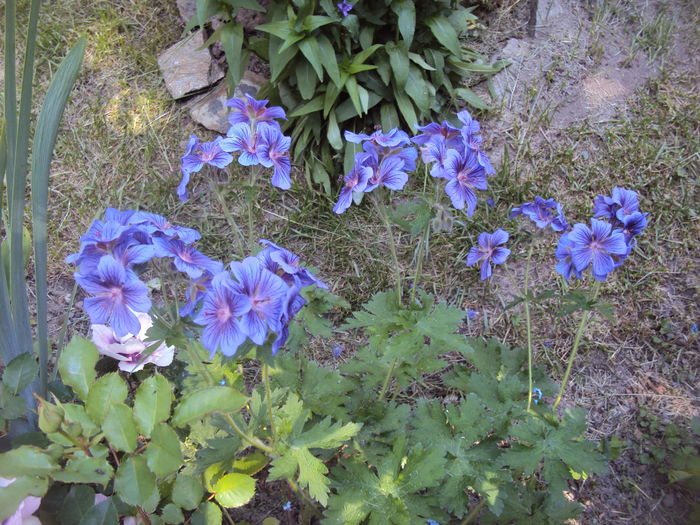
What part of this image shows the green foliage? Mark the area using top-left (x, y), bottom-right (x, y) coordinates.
top-left (190, 0), bottom-right (506, 191)
top-left (268, 393), bottom-right (361, 505)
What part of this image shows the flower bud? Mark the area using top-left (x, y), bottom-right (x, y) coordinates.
top-left (38, 399), bottom-right (64, 434)
top-left (62, 421), bottom-right (83, 438)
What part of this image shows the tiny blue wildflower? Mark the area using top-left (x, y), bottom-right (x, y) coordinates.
top-left (486, 198), bottom-right (495, 208)
top-left (337, 1), bottom-right (353, 17)
top-left (282, 501), bottom-right (292, 511)
top-left (332, 344), bottom-right (344, 357)
top-left (533, 387), bottom-right (543, 404)
top-left (691, 323), bottom-right (698, 334)
top-left (219, 379), bottom-right (226, 385)
top-left (543, 341), bottom-right (553, 347)
top-left (426, 520), bottom-right (440, 525)
top-left (465, 309), bottom-right (479, 321)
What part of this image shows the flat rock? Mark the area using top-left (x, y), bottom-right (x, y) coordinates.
top-left (188, 71), bottom-right (266, 133)
top-left (158, 30), bottom-right (224, 99)
top-left (176, 0), bottom-right (196, 24)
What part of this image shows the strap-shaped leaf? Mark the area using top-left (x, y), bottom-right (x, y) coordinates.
top-left (219, 22), bottom-right (247, 90)
top-left (425, 16), bottom-right (463, 57)
top-left (317, 34), bottom-right (341, 87)
top-left (391, 0), bottom-right (416, 47)
top-left (299, 37), bottom-right (324, 81)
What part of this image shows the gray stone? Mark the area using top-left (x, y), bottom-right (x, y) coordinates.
top-left (158, 30), bottom-right (224, 99)
top-left (176, 0), bottom-right (196, 24)
top-left (188, 71), bottom-right (266, 133)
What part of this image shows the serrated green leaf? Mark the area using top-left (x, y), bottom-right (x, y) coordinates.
top-left (145, 423), bottom-right (183, 477)
top-left (171, 386), bottom-right (248, 427)
top-left (133, 373), bottom-right (172, 437)
top-left (58, 336), bottom-right (98, 400)
top-left (0, 445), bottom-right (58, 477)
top-left (2, 352), bottom-right (38, 394)
top-left (172, 474), bottom-right (204, 510)
top-left (114, 456), bottom-right (158, 512)
top-left (102, 403), bottom-right (138, 453)
top-left (426, 16), bottom-right (462, 57)
top-left (86, 372), bottom-right (127, 425)
top-left (213, 472), bottom-right (256, 508)
top-left (52, 456), bottom-right (113, 486)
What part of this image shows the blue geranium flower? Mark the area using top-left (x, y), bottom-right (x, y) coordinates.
top-left (569, 219), bottom-right (628, 281)
top-left (443, 149), bottom-right (488, 215)
top-left (511, 196), bottom-right (569, 232)
top-left (466, 229), bottom-right (510, 280)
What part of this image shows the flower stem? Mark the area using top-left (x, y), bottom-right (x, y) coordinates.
top-left (246, 166), bottom-right (261, 252)
top-left (554, 280), bottom-right (602, 409)
top-left (184, 342), bottom-right (272, 453)
top-left (523, 244), bottom-right (535, 411)
top-left (377, 358), bottom-right (398, 402)
top-left (210, 177), bottom-right (246, 257)
top-left (410, 225), bottom-right (429, 305)
top-left (460, 499), bottom-right (487, 525)
top-left (372, 193), bottom-right (402, 303)
top-left (263, 363), bottom-right (276, 443)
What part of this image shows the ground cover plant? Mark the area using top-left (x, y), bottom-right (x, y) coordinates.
top-left (186, 0), bottom-right (506, 192)
top-left (1, 0), bottom-right (698, 524)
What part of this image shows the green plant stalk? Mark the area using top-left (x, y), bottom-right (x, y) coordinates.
top-left (372, 193), bottom-right (402, 302)
top-left (246, 166), bottom-right (262, 252)
top-left (410, 225), bottom-right (428, 305)
top-left (460, 499), bottom-right (487, 525)
top-left (184, 342), bottom-right (272, 453)
top-left (523, 244), bottom-right (535, 411)
top-left (554, 280), bottom-right (602, 408)
top-left (262, 363), bottom-right (276, 442)
top-left (210, 177), bottom-right (245, 258)
top-left (377, 358), bottom-right (398, 403)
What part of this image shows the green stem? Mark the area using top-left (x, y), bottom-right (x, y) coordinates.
top-left (554, 280), bottom-right (602, 408)
top-left (460, 499), bottom-right (487, 525)
top-left (246, 167), bottom-right (261, 252)
top-left (184, 342), bottom-right (272, 453)
top-left (372, 193), bottom-right (402, 303)
top-left (377, 359), bottom-right (398, 402)
top-left (263, 363), bottom-right (276, 443)
top-left (523, 244), bottom-right (535, 411)
top-left (210, 178), bottom-right (245, 257)
top-left (410, 225), bottom-right (429, 304)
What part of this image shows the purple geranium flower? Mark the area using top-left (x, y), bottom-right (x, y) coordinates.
top-left (226, 94), bottom-right (286, 127)
top-left (130, 211), bottom-right (201, 244)
top-left (554, 232), bottom-right (582, 280)
top-left (569, 218), bottom-right (629, 281)
top-left (180, 267), bottom-right (222, 318)
top-left (511, 196), bottom-right (569, 232)
top-left (272, 279), bottom-right (307, 354)
top-left (178, 137), bottom-right (234, 202)
top-left (230, 257), bottom-right (288, 345)
top-left (364, 156), bottom-right (410, 193)
top-left (257, 124), bottom-right (292, 190)
top-left (333, 161), bottom-right (372, 214)
top-left (619, 211), bottom-right (648, 241)
top-left (412, 121), bottom-right (461, 148)
top-left (443, 149), bottom-right (488, 215)
top-left (194, 272), bottom-right (252, 357)
top-left (466, 229), bottom-right (511, 280)
top-left (337, 0), bottom-right (353, 16)
top-left (258, 239), bottom-right (328, 289)
top-left (345, 128), bottom-right (411, 148)
top-left (74, 255), bottom-right (152, 337)
top-left (224, 123), bottom-right (262, 166)
top-left (153, 237), bottom-right (221, 279)
top-left (593, 187), bottom-right (640, 221)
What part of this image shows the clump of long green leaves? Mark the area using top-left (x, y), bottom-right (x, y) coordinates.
top-left (184, 0), bottom-right (507, 191)
top-left (0, 0), bottom-right (85, 443)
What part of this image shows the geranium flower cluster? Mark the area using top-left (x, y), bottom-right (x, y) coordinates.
top-left (193, 240), bottom-right (327, 357)
top-left (510, 196), bottom-right (569, 232)
top-left (67, 209), bottom-right (214, 367)
top-left (178, 94), bottom-right (291, 201)
top-left (333, 110), bottom-right (495, 216)
top-left (333, 128), bottom-right (417, 214)
top-left (549, 188), bottom-right (647, 281)
top-left (414, 110), bottom-right (495, 215)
